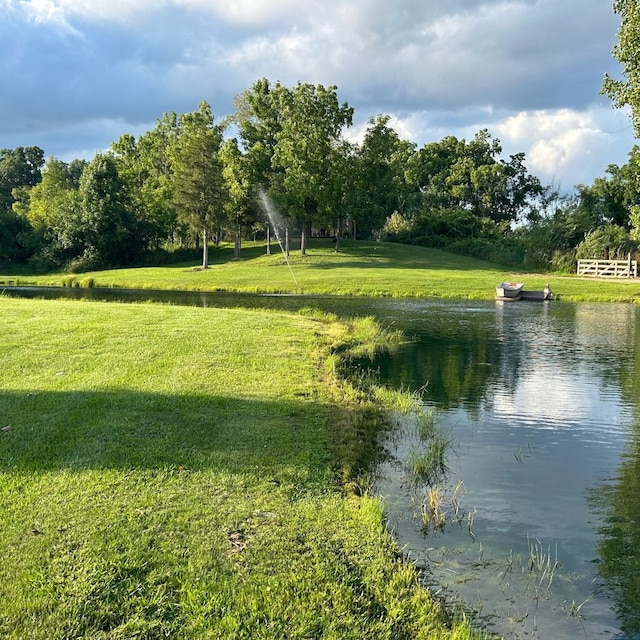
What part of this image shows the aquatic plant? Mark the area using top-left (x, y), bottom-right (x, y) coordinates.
top-left (526, 535), bottom-right (560, 593)
top-left (406, 431), bottom-right (450, 487)
top-left (420, 487), bottom-right (446, 533)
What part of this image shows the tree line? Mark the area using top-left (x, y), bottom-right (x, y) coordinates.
top-left (1, 77), bottom-right (639, 272)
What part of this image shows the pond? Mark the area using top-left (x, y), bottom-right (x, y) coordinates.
top-left (3, 287), bottom-right (639, 638)
top-left (363, 299), bottom-right (640, 640)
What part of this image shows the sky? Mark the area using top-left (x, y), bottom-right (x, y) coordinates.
top-left (0, 0), bottom-right (636, 191)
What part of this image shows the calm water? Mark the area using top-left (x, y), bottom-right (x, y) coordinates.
top-left (4, 287), bottom-right (640, 638)
top-left (366, 300), bottom-right (640, 640)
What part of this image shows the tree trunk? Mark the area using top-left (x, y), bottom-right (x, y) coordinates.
top-left (285, 228), bottom-right (290, 257)
top-left (202, 229), bottom-right (209, 269)
top-left (266, 226), bottom-right (271, 255)
top-left (300, 227), bottom-right (306, 256)
top-left (234, 230), bottom-right (241, 258)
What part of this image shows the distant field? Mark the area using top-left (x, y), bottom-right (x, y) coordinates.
top-left (2, 239), bottom-right (639, 302)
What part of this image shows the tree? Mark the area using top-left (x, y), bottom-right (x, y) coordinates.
top-left (603, 0), bottom-right (640, 136)
top-left (111, 113), bottom-right (180, 252)
top-left (271, 83), bottom-right (353, 253)
top-left (169, 102), bottom-right (228, 269)
top-left (0, 146), bottom-right (45, 262)
top-left (18, 157), bottom-right (85, 267)
top-left (354, 115), bottom-right (416, 238)
top-left (0, 146), bottom-right (45, 213)
top-left (79, 153), bottom-right (137, 268)
top-left (220, 138), bottom-right (254, 258)
top-left (236, 79), bottom-right (353, 254)
top-left (576, 224), bottom-right (636, 260)
top-left (234, 78), bottom-right (283, 188)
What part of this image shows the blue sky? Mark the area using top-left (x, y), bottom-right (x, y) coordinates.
top-left (0, 0), bottom-right (636, 190)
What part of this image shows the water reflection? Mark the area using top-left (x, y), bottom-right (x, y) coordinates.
top-left (585, 305), bottom-right (640, 639)
top-left (369, 300), bottom-right (639, 639)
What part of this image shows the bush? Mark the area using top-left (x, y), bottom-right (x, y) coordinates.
top-left (576, 224), bottom-right (636, 260)
top-left (66, 249), bottom-right (104, 274)
top-left (549, 249), bottom-right (577, 273)
top-left (376, 211), bottom-right (414, 243)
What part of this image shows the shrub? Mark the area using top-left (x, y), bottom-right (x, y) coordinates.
top-left (576, 224), bottom-right (637, 260)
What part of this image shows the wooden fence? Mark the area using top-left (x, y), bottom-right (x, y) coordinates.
top-left (577, 259), bottom-right (638, 278)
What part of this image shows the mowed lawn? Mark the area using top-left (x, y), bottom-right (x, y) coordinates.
top-left (0, 297), bottom-right (476, 639)
top-left (4, 240), bottom-right (640, 303)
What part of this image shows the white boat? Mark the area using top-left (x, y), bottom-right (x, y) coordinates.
top-left (495, 282), bottom-right (524, 300)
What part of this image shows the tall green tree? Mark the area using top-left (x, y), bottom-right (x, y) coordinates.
top-left (603, 0), bottom-right (640, 136)
top-left (0, 146), bottom-right (45, 213)
top-left (271, 82), bottom-right (353, 252)
top-left (78, 153), bottom-right (137, 268)
top-left (111, 112), bottom-right (180, 251)
top-left (234, 78), bottom-right (283, 188)
top-left (169, 102), bottom-right (228, 269)
top-left (354, 115), bottom-right (416, 239)
top-left (220, 138), bottom-right (254, 257)
top-left (18, 157), bottom-right (85, 267)
top-left (0, 146), bottom-right (45, 263)
top-left (236, 79), bottom-right (353, 254)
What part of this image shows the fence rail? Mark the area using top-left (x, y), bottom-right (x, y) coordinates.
top-left (577, 259), bottom-right (637, 278)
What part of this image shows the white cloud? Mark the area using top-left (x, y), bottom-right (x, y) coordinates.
top-left (201, 0), bottom-right (307, 26)
top-left (492, 107), bottom-right (635, 187)
top-left (0, 0), bottom-right (635, 188)
top-left (8, 0), bottom-right (308, 26)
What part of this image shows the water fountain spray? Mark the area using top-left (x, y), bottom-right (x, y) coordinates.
top-left (257, 188), bottom-right (301, 292)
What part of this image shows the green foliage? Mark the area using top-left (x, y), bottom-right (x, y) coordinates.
top-left (575, 224), bottom-right (636, 260)
top-left (0, 146), bottom-right (44, 213)
top-left (79, 153), bottom-right (138, 268)
top-left (236, 79), bottom-right (354, 246)
top-left (406, 130), bottom-right (542, 226)
top-left (0, 207), bottom-right (32, 263)
top-left (111, 115), bottom-right (180, 253)
top-left (549, 248), bottom-right (577, 274)
top-left (21, 158), bottom-right (86, 268)
top-left (352, 116), bottom-right (417, 237)
top-left (603, 0), bottom-right (640, 137)
top-left (168, 102), bottom-right (228, 268)
top-left (4, 76), bottom-right (640, 271)
top-left (377, 211), bottom-right (414, 243)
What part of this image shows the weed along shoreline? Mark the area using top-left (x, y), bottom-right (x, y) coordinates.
top-left (0, 296), bottom-right (483, 639)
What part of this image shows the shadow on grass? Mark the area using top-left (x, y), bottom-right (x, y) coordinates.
top-left (0, 390), bottom-right (333, 475)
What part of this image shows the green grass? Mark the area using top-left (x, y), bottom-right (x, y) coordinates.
top-left (0, 297), bottom-right (483, 639)
top-left (2, 239), bottom-right (639, 303)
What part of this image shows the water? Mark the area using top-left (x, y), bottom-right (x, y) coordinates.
top-left (366, 300), bottom-right (640, 639)
top-left (257, 188), bottom-right (300, 291)
top-left (3, 288), bottom-right (639, 637)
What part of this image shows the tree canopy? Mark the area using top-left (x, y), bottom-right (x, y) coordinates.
top-left (3, 69), bottom-right (640, 273)
top-left (603, 0), bottom-right (640, 136)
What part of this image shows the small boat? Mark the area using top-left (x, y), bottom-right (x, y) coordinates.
top-left (520, 285), bottom-right (553, 301)
top-left (495, 282), bottom-right (524, 300)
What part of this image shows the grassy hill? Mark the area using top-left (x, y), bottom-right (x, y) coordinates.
top-left (3, 239), bottom-right (640, 303)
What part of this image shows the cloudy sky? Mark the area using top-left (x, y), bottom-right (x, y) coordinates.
top-left (0, 0), bottom-right (636, 190)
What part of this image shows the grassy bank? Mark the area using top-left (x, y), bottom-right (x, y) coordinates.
top-left (2, 240), bottom-right (640, 303)
top-left (0, 297), bottom-right (479, 639)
